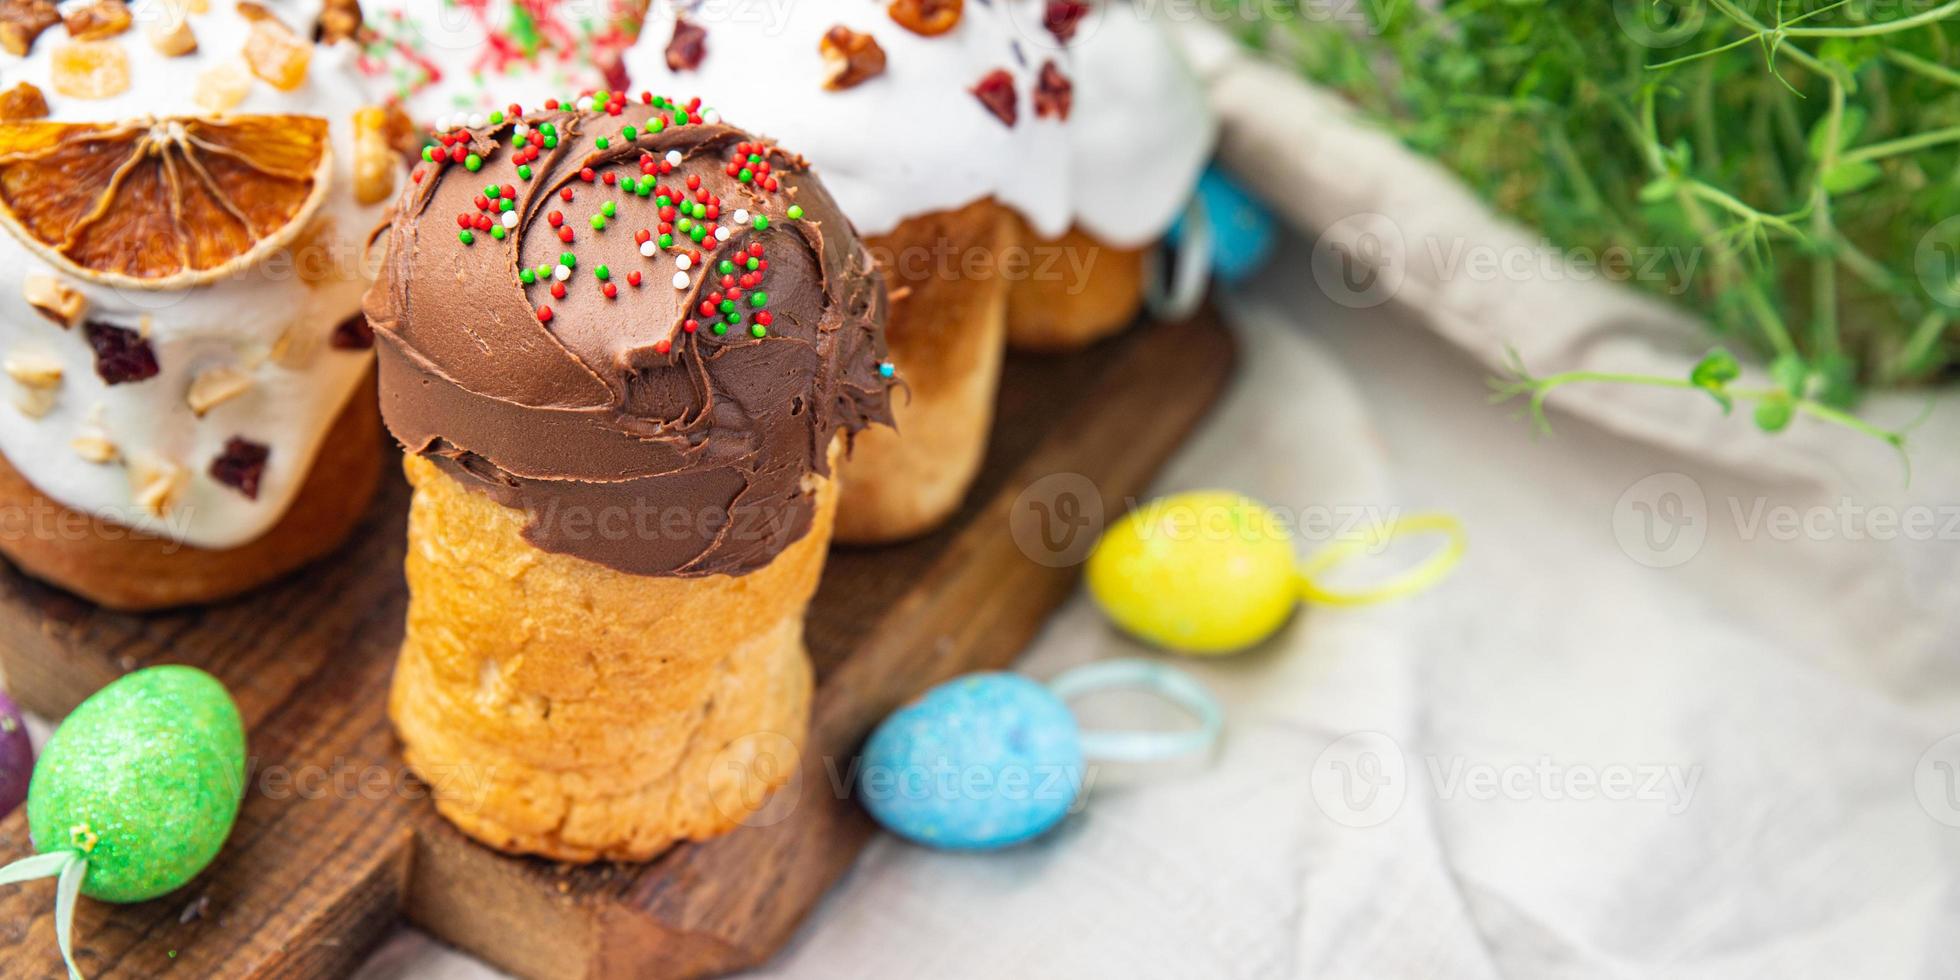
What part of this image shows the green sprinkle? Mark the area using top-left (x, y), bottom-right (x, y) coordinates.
top-left (656, 196), bottom-right (672, 208)
top-left (787, 205), bottom-right (805, 220)
top-left (748, 153), bottom-right (762, 163)
top-left (591, 214), bottom-right (607, 230)
top-left (490, 225), bottom-right (507, 240)
top-left (596, 136), bottom-right (611, 150)
top-left (712, 322), bottom-right (728, 336)
top-left (725, 311), bottom-right (741, 324)
top-left (751, 323), bottom-right (767, 338)
top-left (651, 118), bottom-right (666, 133)
top-left (560, 252), bottom-right (577, 267)
top-left (690, 202), bottom-right (706, 219)
top-left (673, 110), bottom-right (687, 125)
top-left (677, 217), bottom-right (692, 232)
top-left (465, 154), bottom-right (483, 172)
top-left (489, 111), bottom-right (504, 125)
top-left (485, 184), bottom-right (500, 198)
top-left (719, 299), bottom-right (736, 314)
top-left (746, 257), bottom-right (759, 271)
top-left (623, 126), bottom-right (638, 140)
top-left (601, 201), bottom-right (618, 217)
top-left (517, 164), bottom-right (533, 180)
top-left (543, 136), bottom-right (558, 149)
top-left (750, 291), bottom-right (768, 307)
top-left (689, 225), bottom-right (706, 243)
top-left (594, 264), bottom-right (611, 281)
top-left (659, 233), bottom-right (675, 248)
top-left (513, 133), bottom-right (527, 148)
top-left (520, 268), bottom-right (537, 284)
top-left (753, 215), bottom-right (769, 230)
top-left (421, 147), bottom-right (435, 162)
top-left (738, 168), bottom-right (753, 183)
top-left (718, 260), bottom-right (735, 275)
top-left (501, 199), bottom-right (516, 212)
top-left (459, 230), bottom-right (475, 244)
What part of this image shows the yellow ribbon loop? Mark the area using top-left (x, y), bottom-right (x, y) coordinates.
top-left (1298, 512), bottom-right (1467, 607)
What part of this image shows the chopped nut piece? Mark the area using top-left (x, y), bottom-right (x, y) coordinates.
top-left (0, 82), bottom-right (49, 120)
top-left (146, 7), bottom-right (196, 56)
top-left (819, 26), bottom-right (885, 91)
top-left (23, 274), bottom-right (85, 327)
top-left (13, 388), bottom-right (55, 418)
top-left (888, 0), bottom-right (961, 36)
top-left (0, 0), bottom-right (59, 57)
top-left (5, 351), bottom-right (63, 389)
top-left (244, 18), bottom-right (310, 91)
top-left (71, 431), bottom-right (117, 463)
top-left (50, 41), bottom-right (132, 100)
top-left (352, 106), bottom-right (398, 205)
top-left (268, 319), bottom-right (321, 369)
top-left (234, 0), bottom-right (273, 21)
top-left (195, 61), bottom-right (253, 111)
top-left (63, 0), bottom-right (131, 40)
top-left (130, 457), bottom-right (186, 516)
top-left (187, 365), bottom-right (253, 416)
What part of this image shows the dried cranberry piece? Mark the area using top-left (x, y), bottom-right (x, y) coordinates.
top-left (84, 321), bottom-right (159, 384)
top-left (665, 18), bottom-right (706, 71)
top-left (1034, 61), bottom-right (1072, 120)
top-left (210, 437), bottom-right (271, 500)
top-left (820, 26), bottom-right (886, 90)
top-left (1043, 0), bottom-right (1088, 44)
top-left (971, 69), bottom-right (1017, 127)
top-left (330, 315), bottom-right (375, 350)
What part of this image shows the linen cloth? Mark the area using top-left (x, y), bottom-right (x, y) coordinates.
top-left (351, 26), bottom-right (1958, 980)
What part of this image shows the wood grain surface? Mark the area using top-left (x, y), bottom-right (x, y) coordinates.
top-left (0, 310), bottom-right (1236, 979)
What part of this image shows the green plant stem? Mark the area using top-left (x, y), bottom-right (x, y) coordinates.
top-left (1841, 125), bottom-right (1960, 163)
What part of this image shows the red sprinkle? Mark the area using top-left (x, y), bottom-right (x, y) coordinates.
top-left (548, 211), bottom-right (565, 227)
top-left (627, 271), bottom-right (643, 287)
top-left (683, 319), bottom-right (700, 333)
top-left (755, 311), bottom-right (773, 326)
top-left (550, 281), bottom-right (567, 299)
top-left (538, 305), bottom-right (554, 322)
top-left (602, 282), bottom-right (618, 298)
top-left (559, 226), bottom-right (576, 243)
top-left (654, 339), bottom-right (672, 354)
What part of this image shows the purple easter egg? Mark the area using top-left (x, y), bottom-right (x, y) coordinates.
top-left (0, 691), bottom-right (33, 817)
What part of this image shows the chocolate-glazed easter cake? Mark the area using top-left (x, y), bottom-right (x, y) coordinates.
top-left (364, 91), bottom-right (893, 862)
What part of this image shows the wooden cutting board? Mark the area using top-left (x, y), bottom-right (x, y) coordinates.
top-left (0, 309), bottom-right (1235, 979)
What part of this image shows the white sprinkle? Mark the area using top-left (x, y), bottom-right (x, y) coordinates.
top-left (665, 150), bottom-right (682, 167)
top-left (675, 254), bottom-right (693, 271)
top-left (732, 209), bottom-right (751, 225)
top-left (714, 226), bottom-right (731, 242)
top-left (703, 109), bottom-right (721, 124)
top-left (513, 122), bottom-right (529, 135)
top-left (468, 113), bottom-right (487, 129)
top-left (435, 113), bottom-right (455, 132)
top-left (672, 272), bottom-right (691, 290)
top-left (502, 211), bottom-right (519, 229)
top-left (640, 240), bottom-right (658, 258)
top-left (554, 265), bottom-right (571, 282)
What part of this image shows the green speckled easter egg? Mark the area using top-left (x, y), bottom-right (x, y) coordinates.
top-left (27, 666), bottom-right (245, 903)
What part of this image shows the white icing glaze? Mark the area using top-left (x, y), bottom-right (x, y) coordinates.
top-left (623, 0), bottom-right (1074, 238)
top-left (1064, 6), bottom-right (1215, 247)
top-left (0, 0), bottom-right (384, 549)
top-left (357, 0), bottom-right (643, 123)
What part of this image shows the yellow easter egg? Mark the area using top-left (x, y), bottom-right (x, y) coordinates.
top-left (1086, 491), bottom-right (1299, 655)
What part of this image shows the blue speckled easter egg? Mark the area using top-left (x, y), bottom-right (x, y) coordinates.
top-left (858, 673), bottom-right (1085, 850)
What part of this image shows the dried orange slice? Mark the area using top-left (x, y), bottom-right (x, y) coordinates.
top-left (0, 114), bottom-right (332, 289)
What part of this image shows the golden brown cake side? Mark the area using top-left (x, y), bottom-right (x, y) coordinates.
top-left (0, 370), bottom-right (382, 611)
top-left (1005, 219), bottom-right (1147, 353)
top-left (392, 449), bottom-right (833, 862)
top-left (835, 199), bottom-right (1012, 544)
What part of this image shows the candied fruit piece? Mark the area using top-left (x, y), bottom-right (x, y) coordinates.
top-left (0, 0), bottom-right (59, 57)
top-left (209, 437), bottom-right (270, 499)
top-left (244, 19), bottom-right (310, 91)
top-left (63, 0), bottom-right (131, 41)
top-left (819, 26), bottom-right (885, 91)
top-left (147, 6), bottom-right (195, 56)
top-left (352, 106), bottom-right (398, 205)
top-left (665, 18), bottom-right (704, 71)
top-left (195, 61), bottom-right (254, 111)
top-left (50, 40), bottom-right (131, 100)
top-left (971, 69), bottom-right (1017, 127)
top-left (1034, 61), bottom-right (1072, 120)
top-left (84, 321), bottom-right (159, 384)
top-left (0, 82), bottom-right (48, 120)
top-left (889, 0), bottom-right (961, 36)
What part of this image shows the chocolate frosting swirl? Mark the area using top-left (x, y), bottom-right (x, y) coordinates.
top-left (363, 98), bottom-right (894, 577)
